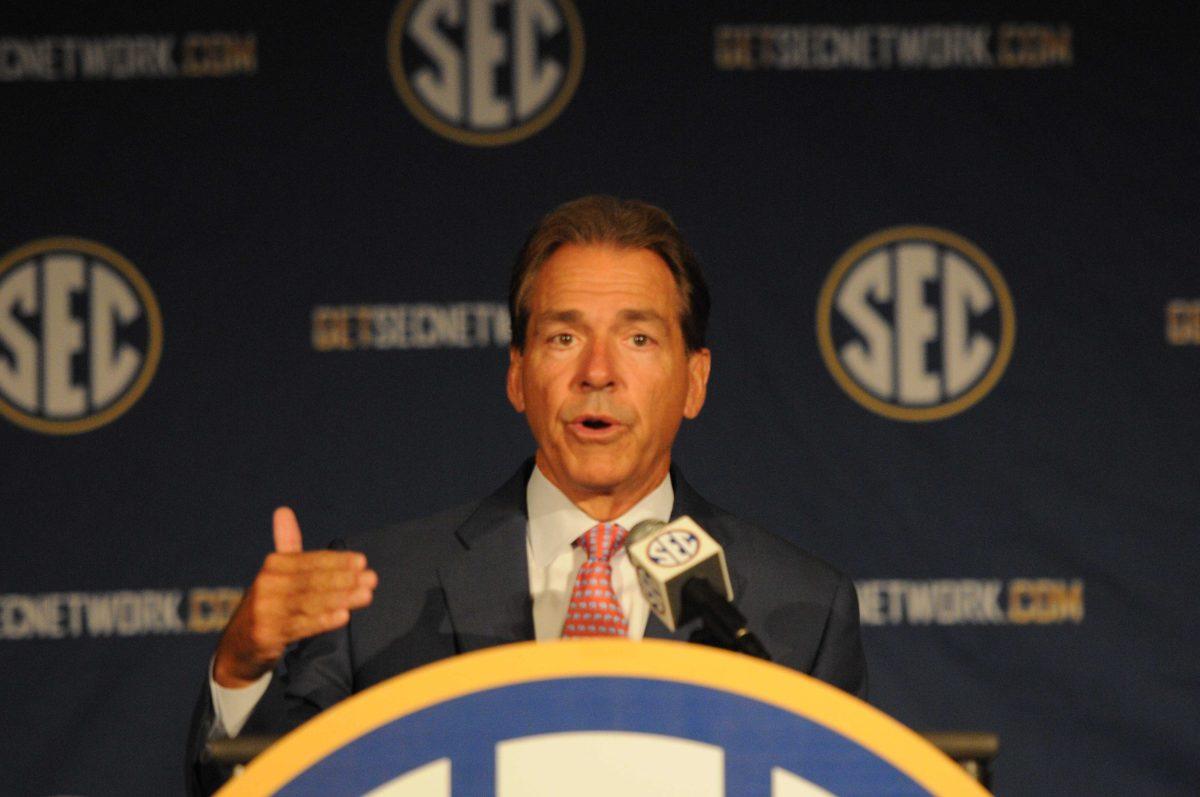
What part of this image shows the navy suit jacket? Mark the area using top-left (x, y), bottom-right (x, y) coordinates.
top-left (187, 461), bottom-right (866, 794)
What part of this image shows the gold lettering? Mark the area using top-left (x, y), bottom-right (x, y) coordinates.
top-left (1166, 300), bottom-right (1200, 345)
top-left (312, 307), bottom-right (354, 351)
top-left (1007, 578), bottom-right (1036, 623)
top-left (997, 24), bottom-right (1074, 69)
top-left (1058, 579), bottom-right (1085, 622)
top-left (180, 33), bottom-right (257, 77)
top-left (225, 35), bottom-right (257, 74)
top-left (714, 26), bottom-right (755, 70)
top-left (355, 306), bottom-right (374, 349)
top-left (187, 587), bottom-right (243, 632)
top-left (1042, 26), bottom-right (1073, 67)
top-left (1007, 579), bottom-right (1084, 623)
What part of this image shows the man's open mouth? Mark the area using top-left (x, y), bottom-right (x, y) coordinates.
top-left (571, 414), bottom-right (622, 434)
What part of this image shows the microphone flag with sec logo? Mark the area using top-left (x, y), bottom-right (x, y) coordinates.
top-left (626, 516), bottom-right (734, 632)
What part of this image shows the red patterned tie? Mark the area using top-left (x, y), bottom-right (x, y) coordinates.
top-left (561, 522), bottom-right (630, 637)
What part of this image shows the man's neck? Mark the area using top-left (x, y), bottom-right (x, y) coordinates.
top-left (534, 459), bottom-right (671, 521)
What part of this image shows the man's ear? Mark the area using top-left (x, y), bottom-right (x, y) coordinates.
top-left (683, 348), bottom-right (711, 419)
top-left (506, 346), bottom-right (526, 412)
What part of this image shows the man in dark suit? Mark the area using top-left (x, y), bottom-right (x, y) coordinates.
top-left (187, 196), bottom-right (865, 794)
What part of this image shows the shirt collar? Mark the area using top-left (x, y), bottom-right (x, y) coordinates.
top-left (526, 464), bottom-right (674, 568)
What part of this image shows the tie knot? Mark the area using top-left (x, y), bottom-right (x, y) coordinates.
top-left (578, 522), bottom-right (628, 562)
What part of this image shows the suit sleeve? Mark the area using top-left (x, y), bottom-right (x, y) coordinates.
top-left (184, 621), bottom-right (356, 795)
top-left (185, 535), bottom-right (364, 794)
top-left (809, 573), bottom-right (868, 701)
top-left (184, 673), bottom-right (223, 797)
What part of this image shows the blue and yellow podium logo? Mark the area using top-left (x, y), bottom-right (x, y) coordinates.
top-left (220, 640), bottom-right (987, 796)
top-left (0, 237), bottom-right (162, 434)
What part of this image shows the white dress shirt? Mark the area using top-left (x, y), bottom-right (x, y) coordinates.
top-left (210, 466), bottom-right (673, 738)
top-left (526, 465), bottom-right (672, 641)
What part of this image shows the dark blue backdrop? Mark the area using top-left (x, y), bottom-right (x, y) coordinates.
top-left (2, 2), bottom-right (1197, 794)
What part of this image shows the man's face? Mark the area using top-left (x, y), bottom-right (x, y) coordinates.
top-left (507, 243), bottom-right (710, 513)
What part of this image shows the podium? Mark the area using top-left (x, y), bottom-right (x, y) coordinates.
top-left (217, 639), bottom-right (989, 796)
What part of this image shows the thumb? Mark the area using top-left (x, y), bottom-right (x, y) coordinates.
top-left (272, 506), bottom-right (303, 553)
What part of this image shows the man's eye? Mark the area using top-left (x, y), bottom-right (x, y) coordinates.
top-left (631, 334), bottom-right (650, 347)
top-left (553, 333), bottom-right (574, 346)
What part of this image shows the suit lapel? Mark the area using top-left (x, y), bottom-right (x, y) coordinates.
top-left (437, 460), bottom-right (742, 648)
top-left (438, 462), bottom-right (536, 652)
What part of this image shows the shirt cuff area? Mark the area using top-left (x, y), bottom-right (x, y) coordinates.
top-left (208, 656), bottom-right (273, 739)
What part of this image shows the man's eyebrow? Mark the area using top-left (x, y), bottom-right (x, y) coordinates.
top-left (617, 308), bottom-right (669, 325)
top-left (534, 309), bottom-right (583, 325)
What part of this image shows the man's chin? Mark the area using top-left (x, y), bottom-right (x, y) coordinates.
top-left (536, 444), bottom-right (665, 500)
top-left (558, 456), bottom-right (666, 499)
top-left (546, 452), bottom-right (636, 494)
top-left (560, 465), bottom-right (626, 495)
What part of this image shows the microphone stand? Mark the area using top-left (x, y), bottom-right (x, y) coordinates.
top-left (682, 579), bottom-right (772, 661)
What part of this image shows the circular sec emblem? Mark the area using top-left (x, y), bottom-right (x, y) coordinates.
top-left (0, 237), bottom-right (162, 435)
top-left (647, 530), bottom-right (700, 568)
top-left (221, 641), bottom-right (990, 797)
top-left (387, 0), bottom-right (585, 147)
top-left (816, 226), bottom-right (1015, 422)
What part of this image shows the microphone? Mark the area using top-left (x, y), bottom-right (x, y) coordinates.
top-left (627, 517), bottom-right (771, 660)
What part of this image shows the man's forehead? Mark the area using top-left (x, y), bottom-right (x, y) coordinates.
top-left (533, 307), bottom-right (672, 325)
top-left (529, 245), bottom-right (683, 311)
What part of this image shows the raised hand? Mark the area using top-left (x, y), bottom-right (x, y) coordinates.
top-left (212, 507), bottom-right (377, 688)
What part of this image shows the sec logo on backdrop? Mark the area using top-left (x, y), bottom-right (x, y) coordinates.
top-left (0, 238), bottom-right (162, 434)
top-left (817, 227), bottom-right (1014, 422)
top-left (387, 0), bottom-right (585, 146)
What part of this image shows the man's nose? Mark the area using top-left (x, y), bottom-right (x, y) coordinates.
top-left (579, 339), bottom-right (617, 390)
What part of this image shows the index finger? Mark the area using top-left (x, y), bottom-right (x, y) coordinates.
top-left (265, 549), bottom-right (367, 573)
